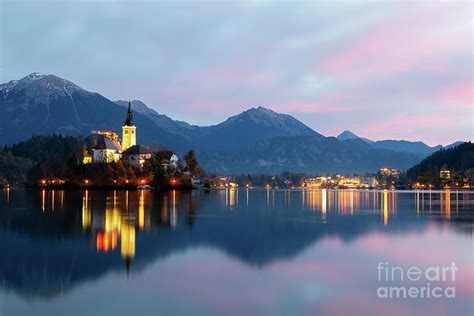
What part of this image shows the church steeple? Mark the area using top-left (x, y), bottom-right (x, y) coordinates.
top-left (121, 100), bottom-right (137, 151)
top-left (124, 100), bottom-right (134, 126)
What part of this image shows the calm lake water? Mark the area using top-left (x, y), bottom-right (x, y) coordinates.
top-left (0, 189), bottom-right (472, 316)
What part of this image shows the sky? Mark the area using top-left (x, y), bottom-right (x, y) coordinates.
top-left (1, 0), bottom-right (472, 146)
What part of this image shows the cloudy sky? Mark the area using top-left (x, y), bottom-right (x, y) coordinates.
top-left (1, 0), bottom-right (472, 145)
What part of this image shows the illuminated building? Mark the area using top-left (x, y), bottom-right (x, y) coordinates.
top-left (338, 177), bottom-right (360, 188)
top-left (303, 176), bottom-right (335, 189)
top-left (92, 135), bottom-right (122, 163)
top-left (91, 130), bottom-right (119, 142)
top-left (440, 169), bottom-right (451, 179)
top-left (122, 144), bottom-right (152, 169)
top-left (159, 150), bottom-right (180, 171)
top-left (82, 150), bottom-right (92, 164)
top-left (303, 178), bottom-right (323, 188)
top-left (360, 177), bottom-right (378, 188)
top-left (121, 100), bottom-right (136, 151)
top-left (379, 168), bottom-right (400, 177)
top-left (84, 102), bottom-right (147, 164)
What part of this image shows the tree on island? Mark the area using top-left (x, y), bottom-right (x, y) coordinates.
top-left (149, 151), bottom-right (168, 186)
top-left (184, 150), bottom-right (201, 176)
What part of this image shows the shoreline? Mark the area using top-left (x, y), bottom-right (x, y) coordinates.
top-left (4, 186), bottom-right (472, 193)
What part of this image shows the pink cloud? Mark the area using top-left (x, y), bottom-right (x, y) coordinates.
top-left (318, 296), bottom-right (436, 316)
top-left (320, 3), bottom-right (470, 82)
top-left (271, 100), bottom-right (365, 114)
top-left (428, 81), bottom-right (473, 108)
top-left (357, 227), bottom-right (464, 264)
top-left (355, 111), bottom-right (468, 145)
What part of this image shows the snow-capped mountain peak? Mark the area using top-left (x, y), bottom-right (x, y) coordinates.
top-left (23, 72), bottom-right (48, 81)
top-left (1, 72), bottom-right (87, 96)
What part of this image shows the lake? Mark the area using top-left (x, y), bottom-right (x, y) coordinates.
top-left (0, 189), bottom-right (472, 316)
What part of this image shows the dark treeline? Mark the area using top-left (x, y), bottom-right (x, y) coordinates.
top-left (404, 142), bottom-right (474, 185)
top-left (0, 134), bottom-right (85, 186)
top-left (230, 172), bottom-right (307, 188)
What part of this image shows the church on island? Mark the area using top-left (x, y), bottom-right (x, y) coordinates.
top-left (82, 101), bottom-right (177, 169)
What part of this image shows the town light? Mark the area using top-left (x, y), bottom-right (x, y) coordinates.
top-left (41, 179), bottom-right (46, 185)
top-left (84, 179), bottom-right (90, 185)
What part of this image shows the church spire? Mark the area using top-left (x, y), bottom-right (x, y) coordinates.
top-left (124, 100), bottom-right (134, 126)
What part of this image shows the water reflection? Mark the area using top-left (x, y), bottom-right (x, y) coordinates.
top-left (4, 188), bottom-right (9, 204)
top-left (288, 189), bottom-right (401, 226)
top-left (226, 188), bottom-right (237, 209)
top-left (0, 189), bottom-right (471, 314)
top-left (412, 189), bottom-right (472, 224)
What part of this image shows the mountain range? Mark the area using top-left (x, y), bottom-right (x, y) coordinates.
top-left (0, 73), bottom-right (465, 174)
top-left (336, 130), bottom-right (462, 156)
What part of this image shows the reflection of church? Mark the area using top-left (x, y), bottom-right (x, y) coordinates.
top-left (80, 190), bottom-right (197, 275)
top-left (83, 101), bottom-right (152, 168)
top-left (82, 190), bottom-right (138, 274)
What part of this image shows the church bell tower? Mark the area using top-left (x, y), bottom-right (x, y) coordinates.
top-left (121, 101), bottom-right (136, 151)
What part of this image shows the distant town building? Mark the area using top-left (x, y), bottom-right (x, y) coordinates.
top-left (360, 177), bottom-right (378, 188)
top-left (303, 178), bottom-right (323, 188)
top-left (303, 176), bottom-right (335, 188)
top-left (440, 169), bottom-right (451, 179)
top-left (379, 168), bottom-right (400, 177)
top-left (338, 177), bottom-right (360, 188)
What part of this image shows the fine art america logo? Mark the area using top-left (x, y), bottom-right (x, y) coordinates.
top-left (377, 262), bottom-right (457, 299)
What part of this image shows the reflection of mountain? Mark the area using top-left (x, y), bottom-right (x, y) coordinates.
top-left (0, 189), bottom-right (469, 299)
